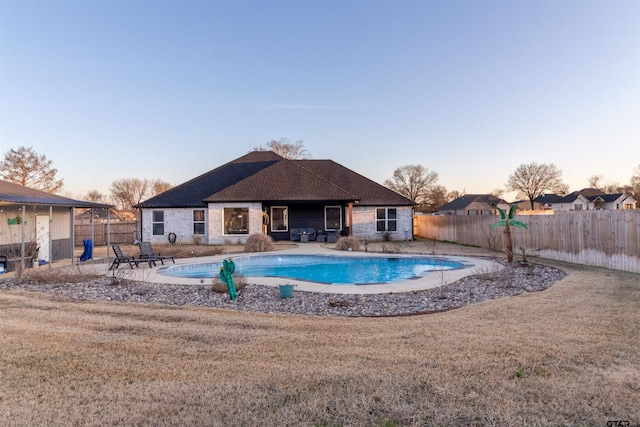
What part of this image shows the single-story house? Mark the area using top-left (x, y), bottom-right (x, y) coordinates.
top-left (515, 193), bottom-right (563, 211)
top-left (550, 188), bottom-right (638, 211)
top-left (136, 151), bottom-right (416, 244)
top-left (0, 179), bottom-right (113, 269)
top-left (437, 194), bottom-right (510, 216)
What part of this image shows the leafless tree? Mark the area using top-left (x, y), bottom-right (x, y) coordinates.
top-left (253, 138), bottom-right (310, 159)
top-left (506, 163), bottom-right (568, 210)
top-left (630, 164), bottom-right (640, 200)
top-left (587, 174), bottom-right (604, 190)
top-left (489, 188), bottom-right (505, 198)
top-left (151, 179), bottom-right (172, 196)
top-left (84, 190), bottom-right (108, 203)
top-left (0, 146), bottom-right (64, 193)
top-left (110, 178), bottom-right (152, 210)
top-left (384, 165), bottom-right (439, 205)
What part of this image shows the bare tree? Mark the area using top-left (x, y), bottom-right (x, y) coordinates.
top-left (423, 184), bottom-right (449, 212)
top-left (587, 174), bottom-right (604, 190)
top-left (0, 146), bottom-right (64, 193)
top-left (384, 165), bottom-right (439, 205)
top-left (110, 178), bottom-right (152, 210)
top-left (506, 163), bottom-right (568, 210)
top-left (84, 190), bottom-right (108, 203)
top-left (630, 164), bottom-right (640, 200)
top-left (447, 189), bottom-right (465, 201)
top-left (489, 188), bottom-right (505, 198)
top-left (253, 138), bottom-right (310, 159)
top-left (151, 179), bottom-right (172, 196)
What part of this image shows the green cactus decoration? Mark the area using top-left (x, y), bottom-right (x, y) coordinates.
top-left (219, 258), bottom-right (237, 300)
top-left (491, 204), bottom-right (528, 263)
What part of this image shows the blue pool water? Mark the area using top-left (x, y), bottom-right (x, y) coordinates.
top-left (159, 254), bottom-right (468, 285)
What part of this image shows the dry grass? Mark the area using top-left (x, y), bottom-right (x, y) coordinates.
top-left (335, 236), bottom-right (361, 251)
top-left (1, 247), bottom-right (639, 426)
top-left (243, 233), bottom-right (276, 252)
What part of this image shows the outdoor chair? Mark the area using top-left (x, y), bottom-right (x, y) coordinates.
top-left (138, 241), bottom-right (175, 265)
top-left (326, 229), bottom-right (341, 243)
top-left (109, 244), bottom-right (153, 270)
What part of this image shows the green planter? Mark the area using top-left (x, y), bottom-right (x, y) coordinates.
top-left (279, 284), bottom-right (295, 299)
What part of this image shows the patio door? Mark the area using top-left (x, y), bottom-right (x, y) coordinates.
top-left (270, 206), bottom-right (288, 232)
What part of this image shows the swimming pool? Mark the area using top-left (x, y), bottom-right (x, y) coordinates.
top-left (158, 254), bottom-right (470, 285)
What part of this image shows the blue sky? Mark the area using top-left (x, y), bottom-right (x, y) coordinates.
top-left (1, 0), bottom-right (638, 201)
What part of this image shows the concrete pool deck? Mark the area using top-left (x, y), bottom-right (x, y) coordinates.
top-left (81, 243), bottom-right (504, 295)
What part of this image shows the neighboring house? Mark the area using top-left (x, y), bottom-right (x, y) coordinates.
top-left (437, 194), bottom-right (510, 216)
top-left (515, 193), bottom-right (563, 211)
top-left (136, 151), bottom-right (416, 244)
top-left (550, 188), bottom-right (638, 211)
top-left (0, 179), bottom-right (112, 265)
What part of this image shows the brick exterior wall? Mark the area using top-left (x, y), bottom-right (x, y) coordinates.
top-left (142, 203), bottom-right (413, 244)
top-left (351, 206), bottom-right (413, 240)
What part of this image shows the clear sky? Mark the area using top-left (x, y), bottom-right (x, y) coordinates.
top-left (1, 0), bottom-right (638, 202)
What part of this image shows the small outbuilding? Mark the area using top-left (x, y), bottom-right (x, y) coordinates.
top-left (0, 179), bottom-right (113, 271)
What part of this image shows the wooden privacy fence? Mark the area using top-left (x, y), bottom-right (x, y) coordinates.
top-left (414, 211), bottom-right (640, 273)
top-left (74, 221), bottom-right (138, 246)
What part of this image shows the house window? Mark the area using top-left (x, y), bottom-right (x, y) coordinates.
top-left (152, 210), bottom-right (164, 236)
top-left (325, 206), bottom-right (341, 231)
top-left (624, 203), bottom-right (633, 209)
top-left (376, 208), bottom-right (397, 232)
top-left (468, 210), bottom-right (478, 216)
top-left (193, 209), bottom-right (205, 235)
top-left (482, 209), bottom-right (492, 215)
top-left (224, 207), bottom-right (249, 234)
top-left (270, 206), bottom-right (288, 232)
top-left (574, 204), bottom-right (583, 211)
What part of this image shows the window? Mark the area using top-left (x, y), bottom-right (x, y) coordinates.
top-left (468, 209), bottom-right (478, 216)
top-left (376, 208), bottom-right (397, 232)
top-left (193, 209), bottom-right (205, 235)
top-left (574, 204), bottom-right (583, 211)
top-left (270, 206), bottom-right (288, 232)
top-left (152, 210), bottom-right (164, 236)
top-left (481, 209), bottom-right (492, 215)
top-left (624, 203), bottom-right (633, 209)
top-left (224, 208), bottom-right (249, 234)
top-left (325, 206), bottom-right (341, 231)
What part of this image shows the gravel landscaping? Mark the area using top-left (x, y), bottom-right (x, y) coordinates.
top-left (0, 258), bottom-right (566, 317)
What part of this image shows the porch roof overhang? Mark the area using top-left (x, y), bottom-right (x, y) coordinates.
top-left (0, 180), bottom-right (113, 209)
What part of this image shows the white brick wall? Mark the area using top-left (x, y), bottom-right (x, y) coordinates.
top-left (207, 202), bottom-right (263, 245)
top-left (351, 206), bottom-right (413, 240)
top-left (142, 203), bottom-right (413, 244)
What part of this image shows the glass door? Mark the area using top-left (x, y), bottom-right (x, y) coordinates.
top-left (270, 206), bottom-right (288, 232)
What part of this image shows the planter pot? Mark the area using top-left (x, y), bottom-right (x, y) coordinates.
top-left (279, 284), bottom-right (295, 298)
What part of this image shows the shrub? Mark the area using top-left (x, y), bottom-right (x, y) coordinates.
top-left (211, 274), bottom-right (248, 293)
top-left (244, 233), bottom-right (275, 252)
top-left (335, 236), bottom-right (361, 251)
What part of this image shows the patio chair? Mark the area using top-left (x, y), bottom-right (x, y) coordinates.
top-left (109, 245), bottom-right (154, 270)
top-left (326, 229), bottom-right (341, 243)
top-left (138, 241), bottom-right (175, 265)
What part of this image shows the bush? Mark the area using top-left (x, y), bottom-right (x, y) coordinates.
top-left (244, 233), bottom-right (275, 252)
top-left (211, 274), bottom-right (248, 293)
top-left (335, 236), bottom-right (361, 251)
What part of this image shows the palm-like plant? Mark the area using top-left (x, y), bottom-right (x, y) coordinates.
top-left (490, 204), bottom-right (528, 263)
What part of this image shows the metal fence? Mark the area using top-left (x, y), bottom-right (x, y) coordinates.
top-left (414, 210), bottom-right (640, 273)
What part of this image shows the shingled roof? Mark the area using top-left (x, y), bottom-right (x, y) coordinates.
top-left (439, 194), bottom-right (507, 211)
top-left (0, 179), bottom-right (112, 208)
top-left (137, 151), bottom-right (414, 208)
